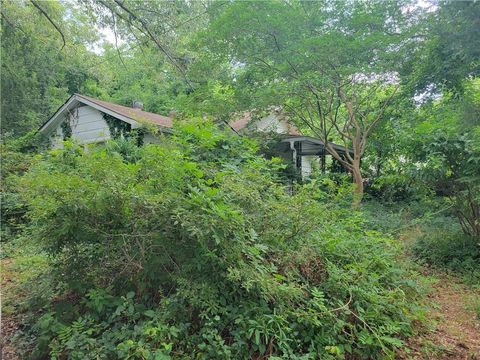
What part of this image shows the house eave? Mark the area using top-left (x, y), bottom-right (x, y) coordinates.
top-left (38, 94), bottom-right (172, 136)
top-left (281, 135), bottom-right (353, 155)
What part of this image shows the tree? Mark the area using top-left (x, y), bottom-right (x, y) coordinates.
top-left (285, 77), bottom-right (399, 203)
top-left (81, 0), bottom-right (224, 90)
top-left (192, 0), bottom-right (419, 203)
top-left (0, 0), bottom-right (99, 136)
top-left (394, 1), bottom-right (480, 234)
top-left (407, 80), bottom-right (480, 236)
top-left (402, 0), bottom-right (480, 96)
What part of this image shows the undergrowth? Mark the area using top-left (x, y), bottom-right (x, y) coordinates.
top-left (7, 122), bottom-right (425, 359)
top-left (411, 233), bottom-right (480, 286)
top-left (363, 199), bottom-right (480, 287)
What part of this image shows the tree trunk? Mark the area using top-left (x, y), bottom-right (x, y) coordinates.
top-left (351, 162), bottom-right (364, 207)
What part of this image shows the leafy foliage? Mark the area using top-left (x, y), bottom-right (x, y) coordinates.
top-left (412, 232), bottom-right (480, 286)
top-left (16, 123), bottom-right (423, 359)
top-left (402, 1), bottom-right (480, 95)
top-left (186, 0), bottom-right (421, 200)
top-left (2, 0), bottom-right (479, 358)
top-left (367, 174), bottom-right (429, 203)
top-left (0, 0), bottom-right (99, 136)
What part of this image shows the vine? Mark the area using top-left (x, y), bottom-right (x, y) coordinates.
top-left (103, 112), bottom-right (132, 139)
top-left (102, 112), bottom-right (145, 145)
top-left (61, 120), bottom-right (72, 140)
top-left (131, 128), bottom-right (146, 146)
top-left (61, 109), bottom-right (77, 140)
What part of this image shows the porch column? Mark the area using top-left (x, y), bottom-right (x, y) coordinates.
top-left (289, 140), bottom-right (297, 166)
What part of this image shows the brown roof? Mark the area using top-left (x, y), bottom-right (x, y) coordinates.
top-left (229, 111), bottom-right (301, 136)
top-left (76, 94), bottom-right (173, 128)
top-left (229, 112), bottom-right (251, 132)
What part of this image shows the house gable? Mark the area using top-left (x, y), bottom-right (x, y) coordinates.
top-left (39, 94), bottom-right (173, 148)
top-left (49, 105), bottom-right (112, 147)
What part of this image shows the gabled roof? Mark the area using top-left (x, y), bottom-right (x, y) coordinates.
top-left (77, 94), bottom-right (173, 128)
top-left (39, 94), bottom-right (173, 134)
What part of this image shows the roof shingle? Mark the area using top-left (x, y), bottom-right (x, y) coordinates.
top-left (76, 94), bottom-right (173, 128)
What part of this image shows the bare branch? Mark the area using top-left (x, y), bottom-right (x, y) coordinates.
top-left (111, 9), bottom-right (127, 69)
top-left (107, 0), bottom-right (193, 89)
top-left (1, 10), bottom-right (23, 32)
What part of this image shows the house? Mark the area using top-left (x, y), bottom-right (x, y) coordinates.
top-left (39, 94), bottom-right (350, 177)
top-left (38, 94), bottom-right (173, 148)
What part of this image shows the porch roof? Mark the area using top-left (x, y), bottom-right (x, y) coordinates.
top-left (281, 136), bottom-right (353, 156)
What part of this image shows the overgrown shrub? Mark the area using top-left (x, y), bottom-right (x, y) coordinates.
top-left (412, 231), bottom-right (480, 285)
top-left (361, 198), bottom-right (454, 236)
top-left (0, 135), bottom-right (39, 238)
top-left (417, 131), bottom-right (480, 237)
top-left (367, 174), bottom-right (429, 203)
top-left (17, 121), bottom-right (423, 359)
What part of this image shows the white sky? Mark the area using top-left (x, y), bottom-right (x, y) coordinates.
top-left (90, 26), bottom-right (124, 54)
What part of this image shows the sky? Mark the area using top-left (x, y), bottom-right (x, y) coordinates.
top-left (90, 26), bottom-right (124, 55)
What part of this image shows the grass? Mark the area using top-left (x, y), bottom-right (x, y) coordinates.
top-left (363, 198), bottom-right (480, 286)
top-left (470, 296), bottom-right (480, 320)
top-left (1, 236), bottom-right (49, 315)
top-left (363, 198), bottom-right (480, 358)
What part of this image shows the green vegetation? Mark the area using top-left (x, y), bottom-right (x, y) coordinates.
top-left (6, 124), bottom-right (423, 359)
top-left (412, 232), bottom-right (480, 286)
top-left (1, 0), bottom-right (479, 359)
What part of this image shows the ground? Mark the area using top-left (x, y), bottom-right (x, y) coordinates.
top-left (402, 271), bottom-right (480, 359)
top-left (1, 247), bottom-right (48, 360)
top-left (1, 259), bottom-right (20, 360)
top-left (1, 314), bottom-right (18, 360)
top-left (427, 275), bottom-right (480, 359)
top-left (1, 226), bottom-right (479, 359)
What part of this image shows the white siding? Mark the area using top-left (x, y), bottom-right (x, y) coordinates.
top-left (71, 106), bottom-right (111, 143)
top-left (50, 126), bottom-right (64, 149)
top-left (254, 114), bottom-right (290, 134)
top-left (301, 156), bottom-right (320, 178)
top-left (49, 105), bottom-right (112, 148)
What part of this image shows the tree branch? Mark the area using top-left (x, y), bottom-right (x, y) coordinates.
top-left (362, 85), bottom-right (399, 147)
top-left (30, 0), bottom-right (65, 50)
top-left (110, 9), bottom-right (127, 69)
top-left (108, 0), bottom-right (193, 89)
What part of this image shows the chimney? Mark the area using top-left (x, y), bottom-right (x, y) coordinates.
top-left (132, 100), bottom-right (143, 110)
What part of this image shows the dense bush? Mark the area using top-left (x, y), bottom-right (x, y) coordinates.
top-left (17, 121), bottom-right (423, 359)
top-left (367, 174), bottom-right (428, 203)
top-left (362, 199), bottom-right (480, 285)
top-left (0, 133), bottom-right (43, 238)
top-left (412, 231), bottom-right (480, 286)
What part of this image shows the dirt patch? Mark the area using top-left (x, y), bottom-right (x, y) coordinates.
top-left (1, 259), bottom-right (19, 360)
top-left (404, 272), bottom-right (480, 359)
top-left (1, 315), bottom-right (19, 360)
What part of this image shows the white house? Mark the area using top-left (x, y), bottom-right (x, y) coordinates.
top-left (39, 94), bottom-right (350, 177)
top-left (38, 94), bottom-right (173, 148)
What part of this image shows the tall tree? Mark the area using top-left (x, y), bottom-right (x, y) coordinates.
top-left (0, 0), bottom-right (98, 136)
top-left (402, 0), bottom-right (480, 96)
top-left (81, 0), bottom-right (224, 90)
top-left (192, 0), bottom-right (419, 202)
